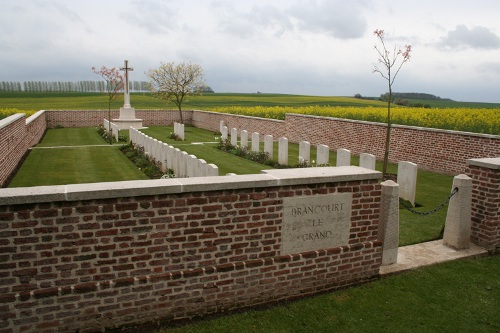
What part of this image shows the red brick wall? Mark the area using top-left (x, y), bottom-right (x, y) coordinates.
top-left (1, 110), bottom-right (499, 187)
top-left (0, 177), bottom-right (382, 332)
top-left (467, 160), bottom-right (500, 252)
top-left (0, 115), bottom-right (28, 188)
top-left (26, 111), bottom-right (47, 149)
top-left (284, 114), bottom-right (500, 175)
top-left (192, 111), bottom-right (287, 138)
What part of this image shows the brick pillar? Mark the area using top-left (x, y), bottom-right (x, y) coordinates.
top-left (466, 158), bottom-right (500, 253)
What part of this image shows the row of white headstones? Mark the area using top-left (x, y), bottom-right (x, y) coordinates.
top-left (103, 119), bottom-right (120, 142)
top-left (129, 127), bottom-right (219, 178)
top-left (219, 121), bottom-right (417, 206)
top-left (120, 120), bottom-right (417, 205)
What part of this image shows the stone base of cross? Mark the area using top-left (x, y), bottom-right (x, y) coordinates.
top-left (113, 60), bottom-right (144, 130)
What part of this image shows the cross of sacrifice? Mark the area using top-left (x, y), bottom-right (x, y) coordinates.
top-left (120, 60), bottom-right (134, 108)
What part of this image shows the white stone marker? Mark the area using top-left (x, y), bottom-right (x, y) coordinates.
top-left (166, 145), bottom-right (174, 170)
top-left (241, 130), bottom-right (248, 148)
top-left (443, 174), bottom-right (472, 250)
top-left (198, 159), bottom-right (207, 177)
top-left (251, 132), bottom-right (260, 152)
top-left (187, 155), bottom-right (197, 177)
top-left (180, 151), bottom-right (189, 177)
top-left (336, 148), bottom-right (351, 167)
top-left (173, 148), bottom-right (181, 176)
top-left (379, 180), bottom-right (399, 265)
top-left (278, 137), bottom-right (288, 165)
top-left (160, 143), bottom-right (169, 172)
top-left (316, 144), bottom-right (329, 166)
top-left (264, 135), bottom-right (273, 159)
top-left (219, 120), bottom-right (225, 133)
top-left (299, 141), bottom-right (310, 166)
top-left (221, 126), bottom-right (228, 140)
top-left (207, 164), bottom-right (219, 176)
top-left (360, 153), bottom-right (376, 170)
top-left (231, 128), bottom-right (238, 146)
top-left (174, 122), bottom-right (185, 140)
top-left (397, 161), bottom-right (418, 207)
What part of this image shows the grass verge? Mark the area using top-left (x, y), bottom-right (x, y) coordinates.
top-left (153, 255), bottom-right (500, 333)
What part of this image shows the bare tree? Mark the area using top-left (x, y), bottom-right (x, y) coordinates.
top-left (372, 29), bottom-right (412, 175)
top-left (92, 66), bottom-right (124, 144)
top-left (146, 61), bottom-right (205, 124)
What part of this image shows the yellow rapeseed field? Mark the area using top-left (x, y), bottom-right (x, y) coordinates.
top-left (209, 106), bottom-right (500, 135)
top-left (0, 108), bottom-right (37, 120)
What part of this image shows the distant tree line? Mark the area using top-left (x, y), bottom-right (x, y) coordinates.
top-left (379, 92), bottom-right (453, 102)
top-left (0, 81), bottom-right (215, 94)
top-left (0, 81), bottom-right (152, 92)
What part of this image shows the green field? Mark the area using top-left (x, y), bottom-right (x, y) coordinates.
top-left (3, 91), bottom-right (499, 114)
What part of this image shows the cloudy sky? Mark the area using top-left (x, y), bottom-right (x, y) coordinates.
top-left (1, 0), bottom-right (500, 102)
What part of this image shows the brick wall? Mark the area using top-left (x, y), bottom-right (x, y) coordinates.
top-left (1, 110), bottom-right (499, 187)
top-left (192, 111), bottom-right (287, 138)
top-left (466, 158), bottom-right (500, 252)
top-left (0, 115), bottom-right (28, 188)
top-left (285, 113), bottom-right (500, 175)
top-left (0, 168), bottom-right (382, 332)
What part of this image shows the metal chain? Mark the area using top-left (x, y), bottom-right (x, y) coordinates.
top-left (399, 187), bottom-right (459, 216)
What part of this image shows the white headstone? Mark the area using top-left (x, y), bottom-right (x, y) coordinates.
top-left (231, 128), bottom-right (238, 146)
top-left (187, 155), bottom-right (197, 177)
top-left (241, 130), bottom-right (248, 148)
top-left (278, 137), bottom-right (288, 165)
top-left (166, 145), bottom-right (174, 170)
top-left (219, 120), bottom-right (225, 133)
top-left (174, 148), bottom-right (182, 176)
top-left (397, 161), bottom-right (418, 206)
top-left (316, 144), bottom-right (329, 166)
top-left (336, 148), bottom-right (351, 167)
top-left (264, 135), bottom-right (273, 159)
top-left (251, 132), bottom-right (260, 152)
top-left (299, 141), bottom-right (310, 166)
top-left (207, 164), bottom-right (219, 177)
top-left (198, 159), bottom-right (207, 177)
top-left (221, 126), bottom-right (228, 140)
top-left (180, 151), bottom-right (189, 177)
top-left (359, 153), bottom-right (376, 170)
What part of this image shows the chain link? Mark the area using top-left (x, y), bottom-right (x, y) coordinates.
top-left (399, 187), bottom-right (459, 216)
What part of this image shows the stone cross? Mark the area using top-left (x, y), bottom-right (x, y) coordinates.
top-left (120, 60), bottom-right (133, 108)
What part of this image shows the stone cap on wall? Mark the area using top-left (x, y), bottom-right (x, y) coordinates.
top-left (0, 166), bottom-right (381, 205)
top-left (467, 157), bottom-right (500, 170)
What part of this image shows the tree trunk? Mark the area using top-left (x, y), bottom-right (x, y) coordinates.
top-left (382, 87), bottom-right (392, 175)
top-left (178, 105), bottom-right (184, 124)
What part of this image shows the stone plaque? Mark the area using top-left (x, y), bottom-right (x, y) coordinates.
top-left (282, 193), bottom-right (352, 254)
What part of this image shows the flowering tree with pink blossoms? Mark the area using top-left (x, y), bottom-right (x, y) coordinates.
top-left (92, 66), bottom-right (124, 144)
top-left (372, 29), bottom-right (412, 175)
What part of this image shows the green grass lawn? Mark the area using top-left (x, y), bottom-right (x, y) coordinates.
top-left (10, 126), bottom-right (454, 246)
top-left (141, 126), bottom-right (453, 246)
top-left (153, 255), bottom-right (500, 333)
top-left (8, 127), bottom-right (148, 187)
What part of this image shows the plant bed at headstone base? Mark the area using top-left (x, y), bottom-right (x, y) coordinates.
top-left (120, 142), bottom-right (174, 179)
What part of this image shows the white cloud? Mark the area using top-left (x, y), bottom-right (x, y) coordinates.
top-left (289, 0), bottom-right (368, 39)
top-left (439, 25), bottom-right (500, 50)
top-left (1, 0), bottom-right (500, 102)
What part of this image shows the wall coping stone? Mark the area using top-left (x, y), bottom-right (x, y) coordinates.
top-left (0, 113), bottom-right (25, 130)
top-left (467, 157), bottom-right (500, 170)
top-left (26, 110), bottom-right (46, 125)
top-left (0, 166), bottom-right (380, 205)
